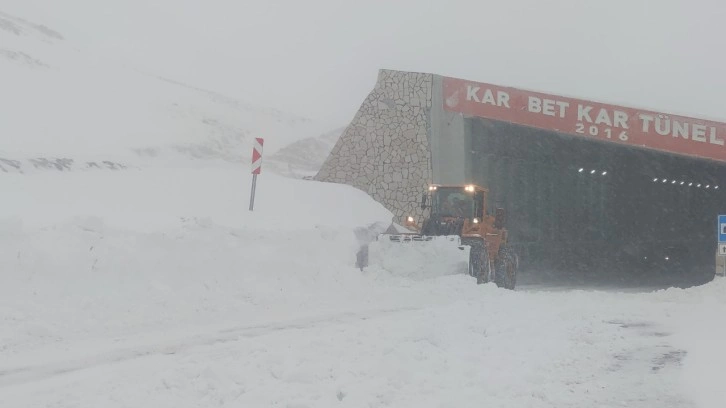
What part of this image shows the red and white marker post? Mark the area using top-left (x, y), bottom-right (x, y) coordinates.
top-left (249, 137), bottom-right (264, 211)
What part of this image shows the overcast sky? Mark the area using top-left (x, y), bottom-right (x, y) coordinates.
top-left (5, 0), bottom-right (726, 125)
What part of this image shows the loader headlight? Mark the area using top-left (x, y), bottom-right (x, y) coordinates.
top-left (406, 216), bottom-right (414, 223)
top-left (464, 185), bottom-right (475, 192)
top-left (472, 218), bottom-right (479, 224)
top-left (428, 185), bottom-right (437, 191)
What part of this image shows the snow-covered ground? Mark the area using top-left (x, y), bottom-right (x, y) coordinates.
top-left (1, 167), bottom-right (725, 408)
top-left (2, 5), bottom-right (725, 408)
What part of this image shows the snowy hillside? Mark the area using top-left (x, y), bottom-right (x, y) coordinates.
top-left (0, 10), bottom-right (333, 172)
top-left (266, 127), bottom-right (344, 178)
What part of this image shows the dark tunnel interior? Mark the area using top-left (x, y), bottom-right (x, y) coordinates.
top-left (464, 117), bottom-right (726, 288)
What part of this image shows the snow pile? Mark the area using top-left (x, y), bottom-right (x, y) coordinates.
top-left (365, 235), bottom-right (470, 279)
top-left (0, 167), bottom-right (390, 231)
top-left (0, 217), bottom-right (381, 356)
top-left (0, 167), bottom-right (395, 360)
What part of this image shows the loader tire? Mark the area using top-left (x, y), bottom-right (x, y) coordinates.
top-left (494, 246), bottom-right (517, 290)
top-left (469, 241), bottom-right (490, 284)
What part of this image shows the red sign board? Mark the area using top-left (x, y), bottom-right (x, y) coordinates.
top-left (442, 77), bottom-right (726, 163)
top-left (251, 137), bottom-right (264, 174)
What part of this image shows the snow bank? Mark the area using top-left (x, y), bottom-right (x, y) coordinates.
top-left (0, 167), bottom-right (394, 356)
top-left (1, 218), bottom-right (375, 356)
top-left (366, 235), bottom-right (470, 280)
top-left (0, 167), bottom-right (391, 231)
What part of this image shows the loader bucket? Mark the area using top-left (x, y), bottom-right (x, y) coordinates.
top-left (363, 233), bottom-right (471, 280)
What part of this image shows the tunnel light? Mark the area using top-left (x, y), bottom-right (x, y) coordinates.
top-left (665, 256), bottom-right (670, 261)
top-left (671, 180), bottom-right (677, 184)
top-left (578, 168), bottom-right (584, 173)
top-left (697, 184), bottom-right (702, 188)
top-left (653, 178), bottom-right (658, 182)
top-left (680, 181), bottom-right (685, 185)
top-left (662, 179), bottom-right (668, 183)
top-left (716, 186), bottom-right (720, 190)
top-left (689, 182), bottom-right (693, 186)
top-left (706, 185), bottom-right (711, 189)
top-left (602, 171), bottom-right (608, 176)
top-left (590, 169), bottom-right (596, 174)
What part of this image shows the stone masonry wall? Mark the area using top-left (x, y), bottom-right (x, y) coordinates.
top-left (314, 69), bottom-right (434, 226)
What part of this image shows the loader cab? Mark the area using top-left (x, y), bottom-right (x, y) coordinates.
top-left (425, 184), bottom-right (486, 221)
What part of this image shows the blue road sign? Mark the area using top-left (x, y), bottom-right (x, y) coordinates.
top-left (719, 215), bottom-right (726, 243)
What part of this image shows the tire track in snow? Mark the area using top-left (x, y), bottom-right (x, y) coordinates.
top-left (600, 319), bottom-right (695, 407)
top-left (0, 306), bottom-right (420, 388)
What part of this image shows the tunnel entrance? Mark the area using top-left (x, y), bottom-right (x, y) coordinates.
top-left (465, 117), bottom-right (726, 288)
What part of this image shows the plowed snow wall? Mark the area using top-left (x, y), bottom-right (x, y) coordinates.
top-left (315, 70), bottom-right (434, 223)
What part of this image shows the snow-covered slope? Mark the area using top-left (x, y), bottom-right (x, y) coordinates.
top-left (0, 10), bottom-right (332, 171)
top-left (265, 127), bottom-right (344, 178)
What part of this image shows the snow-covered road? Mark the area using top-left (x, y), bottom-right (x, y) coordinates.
top-left (1, 281), bottom-right (712, 408)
